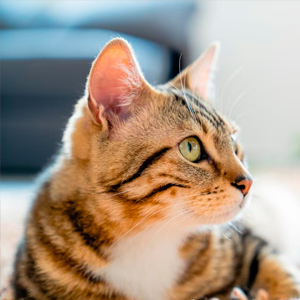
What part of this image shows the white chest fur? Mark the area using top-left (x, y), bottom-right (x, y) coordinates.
top-left (100, 220), bottom-right (193, 300)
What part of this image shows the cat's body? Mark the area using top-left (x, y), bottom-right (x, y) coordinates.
top-left (12, 39), bottom-right (300, 300)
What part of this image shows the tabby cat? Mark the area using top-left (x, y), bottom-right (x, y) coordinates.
top-left (12, 38), bottom-right (300, 300)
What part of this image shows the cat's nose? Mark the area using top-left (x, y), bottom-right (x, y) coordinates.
top-left (231, 176), bottom-right (253, 196)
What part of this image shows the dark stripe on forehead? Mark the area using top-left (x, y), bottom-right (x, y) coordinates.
top-left (172, 90), bottom-right (198, 122)
top-left (170, 88), bottom-right (225, 131)
top-left (109, 147), bottom-right (170, 191)
top-left (183, 90), bottom-right (226, 130)
top-left (198, 110), bottom-right (220, 129)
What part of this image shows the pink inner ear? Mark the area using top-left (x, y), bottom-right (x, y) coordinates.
top-left (189, 43), bottom-right (219, 100)
top-left (88, 40), bottom-right (142, 121)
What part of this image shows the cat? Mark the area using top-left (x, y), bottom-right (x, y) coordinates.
top-left (12, 38), bottom-right (300, 300)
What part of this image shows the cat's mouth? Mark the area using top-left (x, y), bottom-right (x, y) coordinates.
top-left (194, 193), bottom-right (251, 225)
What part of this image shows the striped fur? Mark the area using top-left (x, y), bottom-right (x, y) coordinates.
top-left (12, 39), bottom-right (300, 300)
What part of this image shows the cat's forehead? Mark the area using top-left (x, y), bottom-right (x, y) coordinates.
top-left (158, 87), bottom-right (235, 135)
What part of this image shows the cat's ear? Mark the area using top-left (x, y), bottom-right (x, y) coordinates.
top-left (87, 38), bottom-right (147, 125)
top-left (170, 42), bottom-right (220, 101)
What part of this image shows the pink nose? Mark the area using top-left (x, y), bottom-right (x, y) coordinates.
top-left (236, 178), bottom-right (253, 195)
top-left (232, 177), bottom-right (253, 196)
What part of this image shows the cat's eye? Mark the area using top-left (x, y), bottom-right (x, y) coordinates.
top-left (179, 137), bottom-right (201, 162)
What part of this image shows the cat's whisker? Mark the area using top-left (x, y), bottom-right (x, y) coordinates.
top-left (141, 210), bottom-right (193, 259)
top-left (138, 209), bottom-right (201, 261)
top-left (109, 196), bottom-right (213, 258)
top-left (179, 212), bottom-right (202, 249)
top-left (179, 216), bottom-right (200, 249)
top-left (125, 199), bottom-right (210, 248)
top-left (222, 229), bottom-right (232, 241)
top-left (99, 193), bottom-right (208, 259)
top-left (216, 66), bottom-right (243, 113)
top-left (177, 54), bottom-right (197, 122)
top-left (126, 209), bottom-right (187, 256)
top-left (227, 91), bottom-right (248, 119)
top-left (233, 108), bottom-right (256, 121)
top-left (164, 210), bottom-right (197, 244)
top-left (163, 211), bottom-right (198, 255)
top-left (169, 81), bottom-right (197, 123)
top-left (241, 209), bottom-right (255, 225)
top-left (228, 221), bottom-right (243, 234)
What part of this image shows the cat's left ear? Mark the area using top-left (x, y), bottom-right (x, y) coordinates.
top-left (170, 42), bottom-right (220, 101)
top-left (87, 38), bottom-right (149, 125)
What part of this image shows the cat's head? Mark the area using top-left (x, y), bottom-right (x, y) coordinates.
top-left (64, 38), bottom-right (252, 227)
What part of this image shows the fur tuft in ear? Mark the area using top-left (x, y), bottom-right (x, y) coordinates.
top-left (170, 42), bottom-right (220, 101)
top-left (87, 38), bottom-right (146, 125)
top-left (190, 42), bottom-right (220, 101)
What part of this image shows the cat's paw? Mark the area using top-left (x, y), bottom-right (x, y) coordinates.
top-left (230, 287), bottom-right (270, 300)
top-left (255, 289), bottom-right (270, 300)
top-left (230, 287), bottom-right (249, 300)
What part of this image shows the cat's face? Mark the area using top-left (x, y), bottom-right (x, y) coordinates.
top-left (66, 38), bottom-right (252, 229)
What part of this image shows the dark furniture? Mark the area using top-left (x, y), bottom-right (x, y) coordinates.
top-left (1, 0), bottom-right (196, 173)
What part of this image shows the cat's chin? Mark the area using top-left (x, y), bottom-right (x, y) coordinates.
top-left (208, 204), bottom-right (243, 224)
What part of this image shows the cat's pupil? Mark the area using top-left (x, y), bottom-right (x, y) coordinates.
top-left (187, 142), bottom-right (192, 152)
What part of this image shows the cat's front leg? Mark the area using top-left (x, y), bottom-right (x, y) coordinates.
top-left (241, 235), bottom-right (300, 300)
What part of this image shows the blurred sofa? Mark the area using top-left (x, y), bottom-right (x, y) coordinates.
top-left (1, 0), bottom-right (196, 173)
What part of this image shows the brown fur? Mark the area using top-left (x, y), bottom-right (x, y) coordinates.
top-left (12, 38), bottom-right (300, 300)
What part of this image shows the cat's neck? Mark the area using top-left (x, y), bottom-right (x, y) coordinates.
top-left (99, 218), bottom-right (202, 300)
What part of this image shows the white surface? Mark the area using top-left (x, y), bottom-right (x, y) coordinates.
top-left (0, 178), bottom-right (34, 287)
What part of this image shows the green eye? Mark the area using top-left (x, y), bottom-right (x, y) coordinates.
top-left (179, 137), bottom-right (201, 162)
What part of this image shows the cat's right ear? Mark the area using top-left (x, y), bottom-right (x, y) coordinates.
top-left (170, 42), bottom-right (220, 101)
top-left (87, 38), bottom-right (147, 126)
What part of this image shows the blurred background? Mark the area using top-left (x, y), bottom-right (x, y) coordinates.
top-left (1, 0), bottom-right (300, 288)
